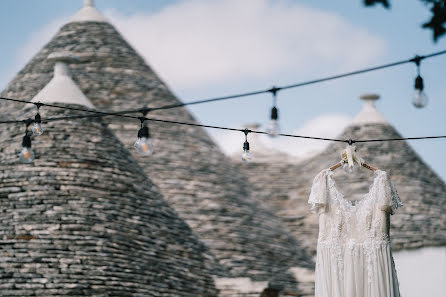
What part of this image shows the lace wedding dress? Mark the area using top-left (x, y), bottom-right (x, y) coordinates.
top-left (308, 168), bottom-right (403, 297)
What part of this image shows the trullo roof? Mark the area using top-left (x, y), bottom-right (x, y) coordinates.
top-left (0, 1), bottom-right (315, 296)
top-left (0, 60), bottom-right (220, 296)
top-left (238, 94), bottom-right (446, 256)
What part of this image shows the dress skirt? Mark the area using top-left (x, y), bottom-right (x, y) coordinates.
top-left (315, 243), bottom-right (401, 297)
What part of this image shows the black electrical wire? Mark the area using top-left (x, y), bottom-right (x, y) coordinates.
top-left (0, 97), bottom-right (137, 120)
top-left (3, 50), bottom-right (441, 117)
top-left (1, 50), bottom-right (446, 117)
top-left (354, 135), bottom-right (446, 143)
top-left (1, 111), bottom-right (445, 144)
top-left (0, 110), bottom-right (347, 142)
top-left (113, 49), bottom-right (446, 114)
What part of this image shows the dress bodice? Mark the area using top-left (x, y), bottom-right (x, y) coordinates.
top-left (309, 169), bottom-right (402, 244)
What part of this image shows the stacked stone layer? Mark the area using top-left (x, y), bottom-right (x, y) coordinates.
top-left (0, 106), bottom-right (219, 296)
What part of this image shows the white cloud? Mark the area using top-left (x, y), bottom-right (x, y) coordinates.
top-left (209, 113), bottom-right (352, 160)
top-left (276, 113), bottom-right (352, 159)
top-left (9, 0), bottom-right (386, 92)
top-left (106, 0), bottom-right (387, 89)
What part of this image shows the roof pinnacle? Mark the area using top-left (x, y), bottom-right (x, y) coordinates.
top-left (84, 0), bottom-right (94, 7)
top-left (70, 0), bottom-right (108, 23)
top-left (350, 93), bottom-right (388, 126)
top-left (31, 52), bottom-right (95, 109)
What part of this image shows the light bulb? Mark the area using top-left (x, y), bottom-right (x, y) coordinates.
top-left (20, 134), bottom-right (34, 163)
top-left (241, 140), bottom-right (251, 162)
top-left (241, 149), bottom-right (251, 162)
top-left (267, 106), bottom-right (280, 137)
top-left (266, 119), bottom-right (280, 137)
top-left (32, 113), bottom-right (44, 136)
top-left (413, 75), bottom-right (428, 108)
top-left (20, 147), bottom-right (35, 163)
top-left (412, 90), bottom-right (428, 108)
top-left (134, 137), bottom-right (153, 155)
top-left (32, 122), bottom-right (43, 136)
top-left (134, 125), bottom-right (153, 156)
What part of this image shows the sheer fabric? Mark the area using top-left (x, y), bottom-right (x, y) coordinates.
top-left (309, 169), bottom-right (403, 297)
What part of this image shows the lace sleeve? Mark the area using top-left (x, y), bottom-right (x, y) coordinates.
top-left (308, 169), bottom-right (329, 214)
top-left (377, 171), bottom-right (403, 215)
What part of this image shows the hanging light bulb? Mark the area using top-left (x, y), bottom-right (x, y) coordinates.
top-left (134, 118), bottom-right (153, 155)
top-left (32, 113), bottom-right (44, 136)
top-left (411, 55), bottom-right (428, 108)
top-left (266, 107), bottom-right (280, 137)
top-left (241, 141), bottom-right (251, 162)
top-left (32, 102), bottom-right (44, 136)
top-left (266, 87), bottom-right (281, 137)
top-left (413, 75), bottom-right (428, 108)
top-left (20, 132), bottom-right (35, 163)
top-left (241, 128), bottom-right (252, 162)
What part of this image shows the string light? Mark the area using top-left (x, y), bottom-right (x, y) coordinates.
top-left (20, 120), bottom-right (35, 163)
top-left (1, 99), bottom-right (445, 151)
top-left (32, 102), bottom-right (44, 136)
top-left (266, 87), bottom-right (281, 137)
top-left (412, 56), bottom-right (428, 108)
top-left (113, 49), bottom-right (445, 114)
top-left (134, 117), bottom-right (154, 156)
top-left (241, 128), bottom-right (252, 162)
top-left (5, 107), bottom-right (446, 165)
top-left (0, 49), bottom-right (445, 121)
top-left (0, 49), bottom-right (444, 164)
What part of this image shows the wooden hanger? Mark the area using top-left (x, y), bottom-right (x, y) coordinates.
top-left (330, 140), bottom-right (378, 172)
top-left (329, 161), bottom-right (377, 172)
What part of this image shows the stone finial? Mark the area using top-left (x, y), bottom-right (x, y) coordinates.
top-left (84, 0), bottom-right (94, 7)
top-left (360, 93), bottom-right (380, 101)
top-left (70, 0), bottom-right (108, 23)
top-left (31, 52), bottom-right (95, 109)
top-left (350, 93), bottom-right (388, 125)
top-left (47, 51), bottom-right (80, 64)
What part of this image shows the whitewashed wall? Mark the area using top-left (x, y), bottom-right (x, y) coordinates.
top-left (393, 246), bottom-right (446, 297)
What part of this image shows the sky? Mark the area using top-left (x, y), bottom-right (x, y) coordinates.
top-left (0, 0), bottom-right (445, 181)
top-left (0, 1), bottom-right (445, 296)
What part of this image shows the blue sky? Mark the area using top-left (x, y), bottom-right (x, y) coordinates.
top-left (0, 0), bottom-right (445, 181)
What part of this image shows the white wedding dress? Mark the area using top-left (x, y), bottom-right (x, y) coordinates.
top-left (308, 168), bottom-right (403, 297)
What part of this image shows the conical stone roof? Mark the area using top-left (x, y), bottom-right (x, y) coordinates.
top-left (1, 2), bottom-right (314, 296)
top-left (0, 102), bottom-right (220, 296)
top-left (239, 94), bottom-right (446, 256)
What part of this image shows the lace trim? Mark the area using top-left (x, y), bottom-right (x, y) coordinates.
top-left (308, 169), bottom-right (329, 214)
top-left (317, 239), bottom-right (390, 284)
top-left (326, 168), bottom-right (382, 209)
top-left (375, 171), bottom-right (403, 213)
top-left (388, 174), bottom-right (403, 212)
